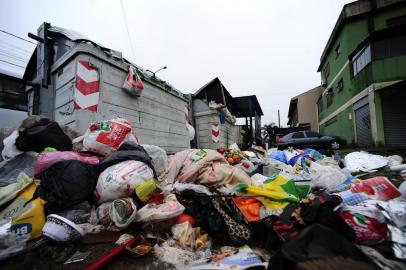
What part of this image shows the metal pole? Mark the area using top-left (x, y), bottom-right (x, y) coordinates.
top-left (278, 109), bottom-right (281, 128)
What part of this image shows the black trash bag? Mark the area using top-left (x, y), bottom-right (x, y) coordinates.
top-left (96, 142), bottom-right (156, 177)
top-left (267, 224), bottom-right (377, 270)
top-left (32, 160), bottom-right (97, 215)
top-left (15, 118), bottom-right (72, 152)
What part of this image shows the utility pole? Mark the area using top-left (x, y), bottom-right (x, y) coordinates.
top-left (278, 109), bottom-right (281, 128)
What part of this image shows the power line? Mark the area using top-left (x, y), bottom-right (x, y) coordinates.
top-left (0, 40), bottom-right (33, 54)
top-left (0, 46), bottom-right (31, 58)
top-left (120, 0), bottom-right (136, 60)
top-left (0, 29), bottom-right (36, 45)
top-left (0, 52), bottom-right (28, 63)
top-left (0, 59), bottom-right (25, 68)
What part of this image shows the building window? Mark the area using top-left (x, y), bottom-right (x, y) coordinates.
top-left (374, 35), bottom-right (406, 59)
top-left (335, 43), bottom-right (341, 58)
top-left (387, 15), bottom-right (406, 27)
top-left (322, 63), bottom-right (330, 81)
top-left (352, 45), bottom-right (371, 76)
top-left (326, 89), bottom-right (334, 107)
top-left (337, 78), bottom-right (343, 92)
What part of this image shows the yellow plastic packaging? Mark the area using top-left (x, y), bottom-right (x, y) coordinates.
top-left (0, 182), bottom-right (45, 240)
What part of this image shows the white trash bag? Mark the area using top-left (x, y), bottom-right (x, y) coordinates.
top-left (94, 160), bottom-right (155, 204)
top-left (83, 118), bottom-right (138, 156)
top-left (141, 144), bottom-right (168, 176)
top-left (1, 130), bottom-right (24, 161)
top-left (309, 162), bottom-right (351, 191)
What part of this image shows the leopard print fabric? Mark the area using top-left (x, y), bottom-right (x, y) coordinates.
top-left (212, 198), bottom-right (251, 244)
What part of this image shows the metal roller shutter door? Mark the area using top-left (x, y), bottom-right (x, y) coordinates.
top-left (381, 89), bottom-right (406, 146)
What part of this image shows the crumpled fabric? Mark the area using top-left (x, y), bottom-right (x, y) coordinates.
top-left (159, 149), bottom-right (251, 188)
top-left (235, 175), bottom-right (309, 204)
top-left (135, 194), bottom-right (184, 222)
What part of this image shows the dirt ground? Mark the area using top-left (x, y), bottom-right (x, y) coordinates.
top-left (2, 240), bottom-right (176, 270)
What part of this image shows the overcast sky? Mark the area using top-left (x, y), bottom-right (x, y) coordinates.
top-left (0, 0), bottom-right (353, 127)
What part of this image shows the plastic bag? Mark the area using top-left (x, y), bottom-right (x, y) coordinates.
top-left (96, 198), bottom-right (137, 231)
top-left (141, 144), bottom-right (168, 176)
top-left (186, 124), bottom-right (195, 141)
top-left (83, 118), bottom-right (138, 155)
top-left (0, 182), bottom-right (45, 240)
top-left (1, 130), bottom-right (24, 161)
top-left (0, 172), bottom-right (32, 207)
top-left (0, 152), bottom-right (36, 188)
top-left (233, 160), bottom-right (257, 175)
top-left (122, 65), bottom-right (144, 96)
top-left (34, 151), bottom-right (101, 175)
top-left (309, 162), bottom-right (350, 191)
top-left (136, 194), bottom-right (185, 222)
top-left (0, 218), bottom-right (29, 260)
top-left (353, 176), bottom-right (401, 201)
top-left (95, 160), bottom-right (155, 203)
top-left (58, 202), bottom-right (93, 224)
top-left (171, 222), bottom-right (210, 251)
top-left (387, 155), bottom-right (403, 167)
top-left (170, 182), bottom-right (212, 195)
top-left (344, 151), bottom-right (388, 172)
top-left (339, 211), bottom-right (388, 244)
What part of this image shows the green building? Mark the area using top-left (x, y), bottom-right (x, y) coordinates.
top-left (317, 0), bottom-right (406, 147)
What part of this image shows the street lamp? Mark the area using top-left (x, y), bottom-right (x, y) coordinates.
top-left (146, 66), bottom-right (167, 78)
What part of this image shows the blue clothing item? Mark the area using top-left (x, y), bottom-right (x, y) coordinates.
top-left (269, 150), bottom-right (287, 164)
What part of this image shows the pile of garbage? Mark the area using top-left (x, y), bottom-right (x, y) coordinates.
top-left (1, 116), bottom-right (406, 269)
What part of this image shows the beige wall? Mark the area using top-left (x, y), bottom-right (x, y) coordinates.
top-left (295, 86), bottom-right (323, 131)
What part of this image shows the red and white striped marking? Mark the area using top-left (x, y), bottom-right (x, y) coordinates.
top-left (212, 124), bottom-right (220, 143)
top-left (74, 61), bottom-right (100, 111)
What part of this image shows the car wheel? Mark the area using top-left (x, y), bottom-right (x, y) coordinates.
top-left (331, 141), bottom-right (340, 150)
top-left (286, 145), bottom-right (294, 150)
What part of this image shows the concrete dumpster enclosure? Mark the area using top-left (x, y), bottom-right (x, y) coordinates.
top-left (23, 23), bottom-right (190, 154)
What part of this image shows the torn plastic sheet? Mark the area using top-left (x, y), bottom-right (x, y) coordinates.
top-left (389, 224), bottom-right (406, 260)
top-left (377, 199), bottom-right (406, 230)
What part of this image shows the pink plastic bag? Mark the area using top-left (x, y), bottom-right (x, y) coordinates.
top-left (122, 66), bottom-right (144, 96)
top-left (34, 151), bottom-right (101, 175)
